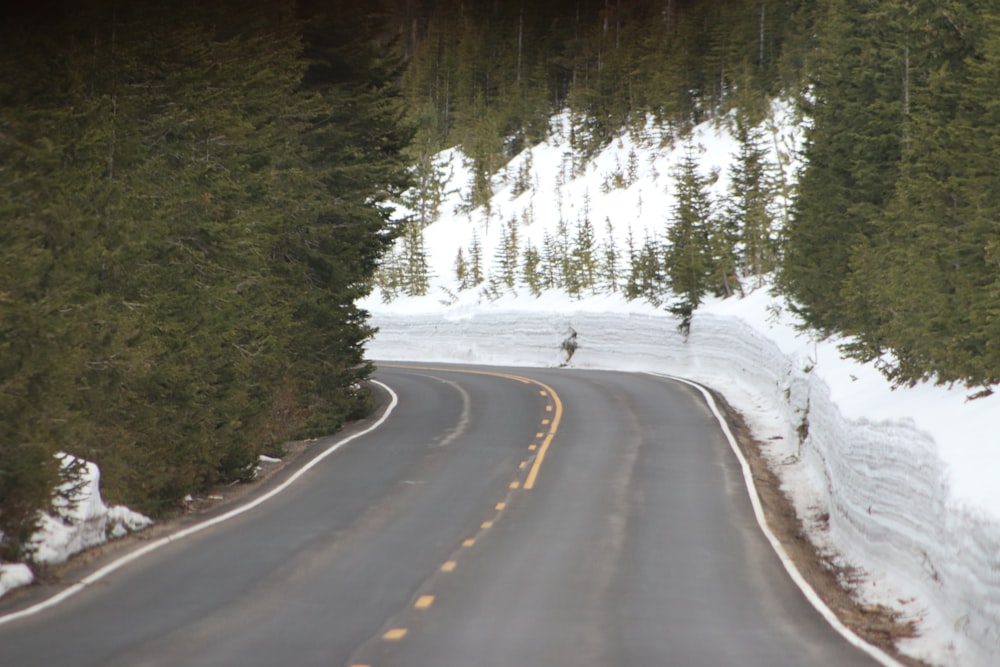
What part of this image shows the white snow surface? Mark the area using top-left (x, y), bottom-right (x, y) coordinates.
top-left (362, 104), bottom-right (1000, 666)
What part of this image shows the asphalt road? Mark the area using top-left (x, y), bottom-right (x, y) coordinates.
top-left (0, 363), bottom-right (882, 666)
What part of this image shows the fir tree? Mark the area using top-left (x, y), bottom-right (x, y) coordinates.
top-left (494, 217), bottom-right (520, 291)
top-left (454, 247), bottom-right (471, 291)
top-left (521, 241), bottom-right (544, 297)
top-left (0, 1), bottom-right (412, 527)
top-left (627, 231), bottom-right (666, 306)
top-left (468, 229), bottom-right (485, 287)
top-left (571, 210), bottom-right (598, 294)
top-left (665, 145), bottom-right (714, 314)
top-left (780, 0), bottom-right (905, 333)
top-left (541, 229), bottom-right (561, 290)
top-left (600, 217), bottom-right (620, 293)
top-left (401, 222), bottom-right (431, 296)
top-left (725, 114), bottom-right (778, 285)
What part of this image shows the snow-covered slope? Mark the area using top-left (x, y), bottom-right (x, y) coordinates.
top-left (361, 105), bottom-right (1000, 667)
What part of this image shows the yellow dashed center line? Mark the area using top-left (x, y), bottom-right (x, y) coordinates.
top-left (525, 381), bottom-right (562, 490)
top-left (358, 365), bottom-right (568, 666)
top-left (381, 366), bottom-right (563, 490)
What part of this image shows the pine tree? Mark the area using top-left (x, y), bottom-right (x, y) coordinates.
top-left (665, 145), bottom-right (714, 314)
top-left (627, 231), bottom-right (666, 306)
top-left (725, 114), bottom-right (778, 285)
top-left (840, 2), bottom-right (997, 387)
top-left (0, 1), bottom-right (413, 524)
top-left (553, 217), bottom-right (577, 295)
top-left (494, 217), bottom-right (520, 291)
top-left (401, 222), bottom-right (431, 296)
top-left (600, 217), bottom-right (620, 293)
top-left (571, 210), bottom-right (598, 294)
top-left (541, 229), bottom-right (561, 290)
top-left (454, 247), bottom-right (471, 291)
top-left (780, 0), bottom-right (905, 334)
top-left (521, 240), bottom-right (544, 296)
top-left (468, 229), bottom-right (485, 287)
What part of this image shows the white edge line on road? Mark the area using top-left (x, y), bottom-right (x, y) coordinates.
top-left (648, 372), bottom-right (906, 667)
top-left (0, 379), bottom-right (400, 627)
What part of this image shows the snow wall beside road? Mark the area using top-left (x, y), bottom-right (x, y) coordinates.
top-left (367, 307), bottom-right (1000, 667)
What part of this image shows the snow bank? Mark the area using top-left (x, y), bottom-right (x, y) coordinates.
top-left (30, 455), bottom-right (153, 565)
top-left (0, 455), bottom-right (152, 599)
top-left (365, 295), bottom-right (1000, 667)
top-left (0, 564), bottom-right (33, 598)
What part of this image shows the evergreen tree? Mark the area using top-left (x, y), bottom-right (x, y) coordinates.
top-left (571, 209), bottom-right (598, 294)
top-left (600, 217), bottom-right (620, 293)
top-left (0, 0), bottom-right (412, 532)
top-left (376, 247), bottom-right (405, 302)
top-left (725, 113), bottom-right (779, 284)
top-left (780, 0), bottom-right (905, 333)
top-left (494, 217), bottom-right (520, 291)
top-left (468, 229), bottom-right (485, 287)
top-left (403, 121), bottom-right (448, 229)
top-left (626, 231), bottom-right (666, 306)
top-left (521, 240), bottom-right (544, 296)
top-left (665, 145), bottom-right (715, 314)
top-left (454, 247), bottom-right (471, 291)
top-left (401, 222), bottom-right (432, 296)
top-left (553, 217), bottom-right (576, 295)
top-left (840, 2), bottom-right (997, 387)
top-left (541, 229), bottom-right (561, 290)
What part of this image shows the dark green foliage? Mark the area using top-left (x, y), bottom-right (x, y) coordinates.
top-left (377, 220), bottom-right (431, 299)
top-left (398, 0), bottom-right (810, 158)
top-left (494, 218), bottom-right (520, 292)
top-left (781, 0), bottom-right (907, 334)
top-left (625, 230), bottom-right (667, 306)
top-left (454, 247), bottom-right (471, 291)
top-left (600, 217), bottom-right (620, 294)
top-left (0, 0), bottom-right (411, 542)
top-left (0, 445), bottom-right (59, 561)
top-left (521, 241), bottom-right (544, 296)
top-left (468, 230), bottom-right (485, 287)
top-left (782, 0), bottom-right (1000, 388)
top-left (665, 145), bottom-right (716, 314)
top-left (569, 206), bottom-right (598, 297)
top-left (724, 114), bottom-right (779, 284)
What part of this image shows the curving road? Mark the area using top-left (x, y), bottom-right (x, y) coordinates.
top-left (0, 363), bottom-right (882, 666)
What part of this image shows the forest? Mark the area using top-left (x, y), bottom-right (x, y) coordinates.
top-left (0, 0), bottom-right (411, 560)
top-left (3, 0), bottom-right (999, 562)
